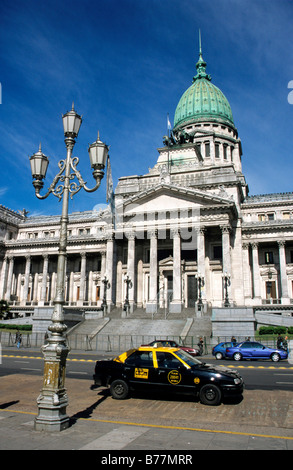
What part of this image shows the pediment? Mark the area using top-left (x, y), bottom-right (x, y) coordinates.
top-left (159, 256), bottom-right (173, 267)
top-left (123, 184), bottom-right (234, 216)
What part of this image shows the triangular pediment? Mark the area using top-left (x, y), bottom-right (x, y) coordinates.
top-left (123, 183), bottom-right (234, 216)
top-left (159, 256), bottom-right (173, 267)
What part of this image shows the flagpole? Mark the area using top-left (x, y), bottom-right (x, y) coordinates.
top-left (167, 113), bottom-right (171, 174)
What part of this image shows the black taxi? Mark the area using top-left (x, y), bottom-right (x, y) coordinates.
top-left (93, 346), bottom-right (244, 406)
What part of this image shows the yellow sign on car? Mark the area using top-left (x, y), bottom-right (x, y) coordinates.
top-left (168, 369), bottom-right (181, 384)
top-left (134, 368), bottom-right (149, 379)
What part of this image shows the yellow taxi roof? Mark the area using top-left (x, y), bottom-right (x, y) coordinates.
top-left (114, 346), bottom-right (180, 363)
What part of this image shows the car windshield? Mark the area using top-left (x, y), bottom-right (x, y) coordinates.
top-left (173, 349), bottom-right (202, 367)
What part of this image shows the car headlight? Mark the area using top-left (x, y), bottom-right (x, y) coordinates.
top-left (234, 378), bottom-right (241, 385)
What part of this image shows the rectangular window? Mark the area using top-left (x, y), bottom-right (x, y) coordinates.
top-left (258, 214), bottom-right (266, 221)
top-left (265, 252), bottom-right (274, 264)
top-left (213, 245), bottom-right (222, 260)
top-left (215, 143), bottom-right (220, 158)
top-left (205, 142), bottom-right (210, 158)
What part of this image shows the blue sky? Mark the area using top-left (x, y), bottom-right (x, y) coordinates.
top-left (1, 0), bottom-right (293, 216)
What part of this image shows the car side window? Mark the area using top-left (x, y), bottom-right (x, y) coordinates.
top-left (125, 351), bottom-right (153, 367)
top-left (241, 342), bottom-right (252, 348)
top-left (156, 352), bottom-right (181, 368)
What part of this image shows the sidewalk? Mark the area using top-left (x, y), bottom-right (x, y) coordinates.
top-left (0, 372), bottom-right (293, 451)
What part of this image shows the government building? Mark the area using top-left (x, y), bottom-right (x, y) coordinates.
top-left (1, 43), bottom-right (293, 338)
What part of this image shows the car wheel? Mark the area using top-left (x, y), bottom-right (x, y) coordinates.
top-left (233, 352), bottom-right (242, 361)
top-left (110, 379), bottom-right (129, 400)
top-left (271, 352), bottom-right (280, 362)
top-left (215, 352), bottom-right (223, 360)
top-left (199, 384), bottom-right (222, 406)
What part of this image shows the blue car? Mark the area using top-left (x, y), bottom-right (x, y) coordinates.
top-left (212, 342), bottom-right (237, 360)
top-left (225, 341), bottom-right (288, 362)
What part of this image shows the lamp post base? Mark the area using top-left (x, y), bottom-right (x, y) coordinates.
top-left (34, 338), bottom-right (70, 432)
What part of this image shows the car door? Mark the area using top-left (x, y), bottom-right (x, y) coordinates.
top-left (250, 342), bottom-right (266, 359)
top-left (239, 341), bottom-right (253, 358)
top-left (123, 350), bottom-right (157, 390)
top-left (153, 351), bottom-right (194, 393)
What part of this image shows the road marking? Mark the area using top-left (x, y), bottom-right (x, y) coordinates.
top-left (276, 382), bottom-right (293, 385)
top-left (79, 425), bottom-right (149, 450)
top-left (1, 408), bottom-right (293, 441)
top-left (3, 354), bottom-right (293, 369)
top-left (68, 371), bottom-right (88, 375)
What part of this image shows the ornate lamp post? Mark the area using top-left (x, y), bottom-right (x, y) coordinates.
top-left (195, 272), bottom-right (204, 312)
top-left (222, 272), bottom-right (231, 307)
top-left (123, 274), bottom-right (133, 316)
top-left (30, 104), bottom-right (109, 432)
top-left (101, 275), bottom-right (110, 316)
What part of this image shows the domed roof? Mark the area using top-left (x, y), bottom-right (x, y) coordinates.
top-left (174, 41), bottom-right (235, 130)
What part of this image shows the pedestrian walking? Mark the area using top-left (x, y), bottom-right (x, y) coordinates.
top-left (277, 333), bottom-right (284, 349)
top-left (15, 330), bottom-right (22, 349)
top-left (198, 336), bottom-right (204, 355)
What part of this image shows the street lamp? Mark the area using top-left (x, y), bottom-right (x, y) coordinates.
top-left (222, 272), bottom-right (231, 307)
top-left (123, 274), bottom-right (133, 316)
top-left (195, 271), bottom-right (204, 312)
top-left (101, 275), bottom-right (110, 316)
top-left (30, 104), bottom-right (109, 432)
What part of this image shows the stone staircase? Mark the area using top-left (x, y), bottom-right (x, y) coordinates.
top-left (67, 306), bottom-right (212, 351)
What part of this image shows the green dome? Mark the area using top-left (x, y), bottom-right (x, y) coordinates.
top-left (174, 47), bottom-right (235, 130)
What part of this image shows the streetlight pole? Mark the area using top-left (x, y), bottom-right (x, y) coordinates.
top-left (223, 272), bottom-right (231, 308)
top-left (123, 274), bottom-right (133, 316)
top-left (29, 104), bottom-right (109, 432)
top-left (195, 272), bottom-right (204, 312)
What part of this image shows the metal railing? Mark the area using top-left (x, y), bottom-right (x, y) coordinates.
top-left (0, 331), bottom-right (286, 354)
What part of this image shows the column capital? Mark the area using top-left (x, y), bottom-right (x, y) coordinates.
top-left (251, 241), bottom-right (259, 249)
top-left (220, 224), bottom-right (231, 234)
top-left (278, 240), bottom-right (286, 248)
top-left (126, 231), bottom-right (136, 240)
top-left (147, 229), bottom-right (157, 239)
top-left (171, 227), bottom-right (180, 238)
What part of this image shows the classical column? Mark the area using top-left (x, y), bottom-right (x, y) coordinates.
top-left (251, 242), bottom-right (261, 303)
top-left (0, 257), bottom-right (8, 299)
top-left (146, 230), bottom-right (158, 314)
top-left (242, 243), bottom-right (252, 302)
top-left (278, 241), bottom-right (289, 303)
top-left (5, 256), bottom-right (14, 301)
top-left (221, 226), bottom-right (231, 274)
top-left (69, 271), bottom-right (74, 304)
top-left (127, 232), bottom-right (135, 311)
top-left (78, 252), bottom-right (87, 304)
top-left (197, 227), bottom-right (206, 274)
top-left (21, 255), bottom-right (31, 305)
top-left (40, 254), bottom-right (49, 305)
top-left (100, 250), bottom-right (106, 278)
top-left (33, 273), bottom-right (39, 303)
top-left (106, 234), bottom-right (114, 310)
top-left (170, 228), bottom-right (182, 313)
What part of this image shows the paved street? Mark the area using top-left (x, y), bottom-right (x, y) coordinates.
top-left (0, 350), bottom-right (293, 452)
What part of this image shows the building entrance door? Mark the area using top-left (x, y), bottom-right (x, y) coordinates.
top-left (266, 280), bottom-right (276, 301)
top-left (187, 275), bottom-right (197, 307)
